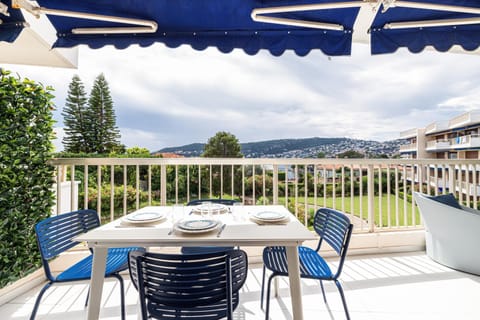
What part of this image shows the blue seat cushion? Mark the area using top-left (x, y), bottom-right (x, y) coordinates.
top-left (429, 193), bottom-right (462, 209)
top-left (263, 246), bottom-right (333, 279)
top-left (56, 247), bottom-right (141, 281)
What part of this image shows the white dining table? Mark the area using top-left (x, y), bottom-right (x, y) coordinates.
top-left (76, 205), bottom-right (316, 320)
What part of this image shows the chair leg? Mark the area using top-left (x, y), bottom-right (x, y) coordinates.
top-left (260, 265), bottom-right (266, 310)
top-left (30, 282), bottom-right (52, 320)
top-left (113, 274), bottom-right (126, 320)
top-left (319, 280), bottom-right (327, 303)
top-left (264, 274), bottom-right (276, 320)
top-left (84, 285), bottom-right (90, 307)
top-left (335, 280), bottom-right (350, 320)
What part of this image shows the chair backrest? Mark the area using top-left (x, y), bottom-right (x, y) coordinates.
top-left (35, 210), bottom-right (100, 280)
top-left (129, 249), bottom-right (248, 320)
top-left (313, 208), bottom-right (353, 276)
top-left (187, 199), bottom-right (239, 206)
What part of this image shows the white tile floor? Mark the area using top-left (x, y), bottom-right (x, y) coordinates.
top-left (1, 251), bottom-right (479, 320)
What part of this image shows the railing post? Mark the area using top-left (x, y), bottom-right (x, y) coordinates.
top-left (161, 164), bottom-right (167, 206)
top-left (367, 164), bottom-right (375, 232)
top-left (70, 165), bottom-right (76, 212)
top-left (97, 166), bottom-right (102, 218)
top-left (448, 164), bottom-right (455, 196)
top-left (56, 165), bottom-right (62, 215)
top-left (273, 164), bottom-right (279, 205)
top-left (110, 165), bottom-right (114, 221)
top-left (136, 164), bottom-right (140, 210)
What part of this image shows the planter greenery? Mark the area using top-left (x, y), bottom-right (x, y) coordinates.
top-left (0, 70), bottom-right (55, 288)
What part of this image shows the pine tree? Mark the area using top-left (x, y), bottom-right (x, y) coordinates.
top-left (62, 75), bottom-right (88, 153)
top-left (87, 73), bottom-right (121, 154)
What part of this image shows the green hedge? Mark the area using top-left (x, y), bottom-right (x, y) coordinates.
top-left (0, 70), bottom-right (55, 288)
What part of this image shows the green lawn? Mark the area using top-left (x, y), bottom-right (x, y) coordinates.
top-left (279, 194), bottom-right (421, 228)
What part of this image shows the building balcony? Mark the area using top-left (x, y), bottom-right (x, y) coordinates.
top-left (426, 139), bottom-right (451, 151)
top-left (399, 128), bottom-right (418, 139)
top-left (450, 134), bottom-right (480, 149)
top-left (449, 111), bottom-right (480, 129)
top-left (2, 157), bottom-right (480, 319)
top-left (425, 121), bottom-right (449, 135)
top-left (399, 143), bottom-right (417, 152)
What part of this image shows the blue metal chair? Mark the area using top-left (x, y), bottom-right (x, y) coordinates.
top-left (261, 208), bottom-right (353, 320)
top-left (31, 209), bottom-right (143, 320)
top-left (181, 199), bottom-right (239, 255)
top-left (128, 249), bottom-right (248, 320)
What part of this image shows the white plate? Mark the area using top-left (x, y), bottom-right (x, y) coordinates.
top-left (251, 211), bottom-right (288, 222)
top-left (191, 203), bottom-right (229, 215)
top-left (124, 211), bottom-right (166, 223)
top-left (176, 219), bottom-right (219, 233)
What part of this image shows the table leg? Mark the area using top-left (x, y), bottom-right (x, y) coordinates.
top-left (286, 246), bottom-right (303, 320)
top-left (86, 247), bottom-right (107, 320)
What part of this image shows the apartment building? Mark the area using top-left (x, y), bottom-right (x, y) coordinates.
top-left (399, 111), bottom-right (480, 197)
top-left (400, 111), bottom-right (480, 160)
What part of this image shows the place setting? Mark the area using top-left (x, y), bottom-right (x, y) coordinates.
top-left (117, 210), bottom-right (167, 228)
top-left (249, 210), bottom-right (290, 225)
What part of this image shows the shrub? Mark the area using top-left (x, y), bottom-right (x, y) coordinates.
top-left (0, 70), bottom-right (55, 288)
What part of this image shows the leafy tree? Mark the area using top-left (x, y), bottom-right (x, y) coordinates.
top-left (201, 132), bottom-right (242, 197)
top-left (62, 75), bottom-right (88, 153)
top-left (317, 151), bottom-right (326, 158)
top-left (336, 149), bottom-right (365, 158)
top-left (126, 146), bottom-right (151, 157)
top-left (87, 73), bottom-right (121, 153)
top-left (202, 131), bottom-right (243, 158)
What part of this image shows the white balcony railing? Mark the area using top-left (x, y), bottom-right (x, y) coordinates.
top-left (399, 128), bottom-right (417, 139)
top-left (449, 111), bottom-right (480, 129)
top-left (49, 158), bottom-right (480, 234)
top-left (399, 143), bottom-right (417, 152)
top-left (450, 134), bottom-right (480, 149)
top-left (426, 139), bottom-right (450, 150)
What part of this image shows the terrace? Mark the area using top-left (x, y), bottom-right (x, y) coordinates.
top-left (1, 157), bottom-right (480, 319)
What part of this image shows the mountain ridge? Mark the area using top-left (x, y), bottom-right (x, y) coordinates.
top-left (155, 137), bottom-right (405, 158)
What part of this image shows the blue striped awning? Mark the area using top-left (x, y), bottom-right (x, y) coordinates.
top-left (371, 0), bottom-right (480, 54)
top-left (11, 0), bottom-right (480, 56)
top-left (34, 0), bottom-right (359, 56)
top-left (0, 0), bottom-right (26, 43)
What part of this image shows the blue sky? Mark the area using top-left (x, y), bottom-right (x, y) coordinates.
top-left (4, 43), bottom-right (480, 152)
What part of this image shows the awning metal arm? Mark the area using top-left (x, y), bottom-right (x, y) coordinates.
top-left (12, 0), bottom-right (157, 34)
top-left (383, 1), bottom-right (480, 29)
top-left (251, 1), bottom-right (364, 31)
top-left (0, 1), bottom-right (10, 17)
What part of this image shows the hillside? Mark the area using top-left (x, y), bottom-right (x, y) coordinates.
top-left (155, 137), bottom-right (405, 158)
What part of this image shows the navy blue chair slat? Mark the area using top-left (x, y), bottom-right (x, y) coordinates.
top-left (261, 207), bottom-right (353, 320)
top-left (129, 249), bottom-right (248, 320)
top-left (31, 209), bottom-right (143, 320)
top-left (36, 210), bottom-right (100, 260)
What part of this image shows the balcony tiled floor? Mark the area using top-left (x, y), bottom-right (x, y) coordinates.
top-left (1, 251), bottom-right (479, 320)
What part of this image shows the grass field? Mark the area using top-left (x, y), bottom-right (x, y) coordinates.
top-left (278, 194), bottom-right (421, 228)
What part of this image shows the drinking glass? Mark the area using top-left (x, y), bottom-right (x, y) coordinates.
top-left (171, 204), bottom-right (185, 225)
top-left (200, 202), bottom-right (212, 220)
top-left (232, 202), bottom-right (244, 221)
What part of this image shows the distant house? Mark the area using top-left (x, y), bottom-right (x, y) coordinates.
top-left (151, 152), bottom-right (184, 158)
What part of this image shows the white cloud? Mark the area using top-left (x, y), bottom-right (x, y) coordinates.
top-left (4, 42), bottom-right (480, 151)
top-left (120, 128), bottom-right (169, 151)
top-left (52, 127), bottom-right (65, 152)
